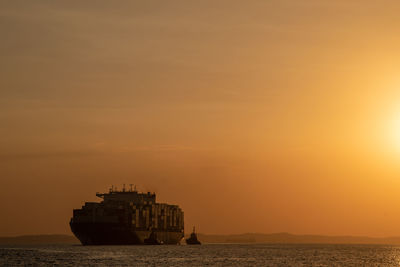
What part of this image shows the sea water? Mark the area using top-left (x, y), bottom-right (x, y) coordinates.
top-left (1, 243), bottom-right (400, 266)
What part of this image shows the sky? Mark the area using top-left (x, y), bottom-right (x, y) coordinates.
top-left (2, 0), bottom-right (400, 237)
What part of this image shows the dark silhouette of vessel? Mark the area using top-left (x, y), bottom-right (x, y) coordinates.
top-left (70, 185), bottom-right (184, 245)
top-left (186, 226), bottom-right (201, 245)
top-left (144, 231), bottom-right (162, 245)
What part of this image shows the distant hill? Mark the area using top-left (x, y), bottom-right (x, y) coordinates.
top-left (2, 233), bottom-right (400, 245)
top-left (0, 235), bottom-right (79, 245)
top-left (194, 233), bottom-right (400, 245)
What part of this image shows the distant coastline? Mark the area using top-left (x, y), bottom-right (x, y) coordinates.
top-left (197, 233), bottom-right (400, 245)
top-left (2, 233), bottom-right (400, 245)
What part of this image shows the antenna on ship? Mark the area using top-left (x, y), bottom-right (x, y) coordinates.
top-left (129, 184), bottom-right (133, 192)
top-left (123, 184), bottom-right (126, 192)
top-left (134, 185), bottom-right (137, 192)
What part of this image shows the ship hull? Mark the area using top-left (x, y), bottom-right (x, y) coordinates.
top-left (186, 239), bottom-right (201, 245)
top-left (70, 221), bottom-right (183, 245)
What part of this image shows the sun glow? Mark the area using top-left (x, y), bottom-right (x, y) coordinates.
top-left (386, 113), bottom-right (400, 153)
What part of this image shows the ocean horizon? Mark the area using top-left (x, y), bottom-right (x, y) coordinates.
top-left (3, 233), bottom-right (400, 246)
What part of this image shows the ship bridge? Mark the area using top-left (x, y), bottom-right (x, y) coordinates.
top-left (96, 185), bottom-right (156, 205)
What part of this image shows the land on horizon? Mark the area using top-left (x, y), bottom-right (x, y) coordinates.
top-left (3, 233), bottom-right (400, 246)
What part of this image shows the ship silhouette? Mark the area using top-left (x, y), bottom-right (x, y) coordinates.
top-left (186, 226), bottom-right (201, 245)
top-left (70, 185), bottom-right (184, 245)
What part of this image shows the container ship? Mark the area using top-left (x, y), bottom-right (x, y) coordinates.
top-left (70, 185), bottom-right (184, 245)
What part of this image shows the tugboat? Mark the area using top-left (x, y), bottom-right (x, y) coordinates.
top-left (185, 226), bottom-right (201, 245)
top-left (144, 230), bottom-right (162, 245)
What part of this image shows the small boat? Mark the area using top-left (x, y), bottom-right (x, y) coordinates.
top-left (185, 226), bottom-right (201, 245)
top-left (144, 231), bottom-right (162, 245)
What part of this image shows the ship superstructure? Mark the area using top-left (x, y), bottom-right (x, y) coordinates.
top-left (70, 185), bottom-right (184, 245)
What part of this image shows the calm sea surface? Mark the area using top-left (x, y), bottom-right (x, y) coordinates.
top-left (1, 243), bottom-right (400, 266)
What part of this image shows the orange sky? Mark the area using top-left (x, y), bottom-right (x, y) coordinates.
top-left (2, 0), bottom-right (400, 237)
